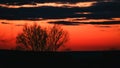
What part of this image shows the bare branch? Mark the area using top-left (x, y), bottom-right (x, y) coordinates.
top-left (16, 24), bottom-right (69, 51)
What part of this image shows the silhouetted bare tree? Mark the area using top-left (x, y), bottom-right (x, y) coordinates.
top-left (16, 24), bottom-right (69, 51)
top-left (46, 25), bottom-right (69, 51)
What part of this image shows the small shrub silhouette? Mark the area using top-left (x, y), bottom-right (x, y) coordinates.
top-left (16, 24), bottom-right (69, 51)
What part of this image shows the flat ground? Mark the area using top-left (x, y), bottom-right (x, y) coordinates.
top-left (0, 50), bottom-right (120, 67)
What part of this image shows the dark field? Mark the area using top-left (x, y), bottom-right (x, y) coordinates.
top-left (0, 50), bottom-right (120, 67)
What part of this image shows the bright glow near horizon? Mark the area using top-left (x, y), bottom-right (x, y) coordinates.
top-left (0, 19), bottom-right (120, 50)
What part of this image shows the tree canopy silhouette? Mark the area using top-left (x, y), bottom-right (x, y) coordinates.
top-left (16, 24), bottom-right (69, 51)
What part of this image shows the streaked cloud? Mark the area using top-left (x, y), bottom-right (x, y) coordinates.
top-left (0, 2), bottom-right (97, 8)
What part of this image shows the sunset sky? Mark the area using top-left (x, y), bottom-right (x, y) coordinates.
top-left (0, 0), bottom-right (120, 51)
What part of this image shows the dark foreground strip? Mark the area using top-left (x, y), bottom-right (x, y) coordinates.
top-left (0, 50), bottom-right (120, 67)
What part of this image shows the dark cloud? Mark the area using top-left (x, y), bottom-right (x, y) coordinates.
top-left (0, 4), bottom-right (120, 20)
top-left (95, 0), bottom-right (120, 2)
top-left (0, 1), bottom-right (120, 21)
top-left (1, 22), bottom-right (10, 24)
top-left (89, 2), bottom-right (120, 11)
top-left (88, 21), bottom-right (120, 24)
top-left (48, 21), bottom-right (80, 25)
top-left (48, 21), bottom-right (120, 25)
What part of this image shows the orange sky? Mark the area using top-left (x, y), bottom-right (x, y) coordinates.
top-left (0, 1), bottom-right (120, 51)
top-left (0, 19), bottom-right (120, 51)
